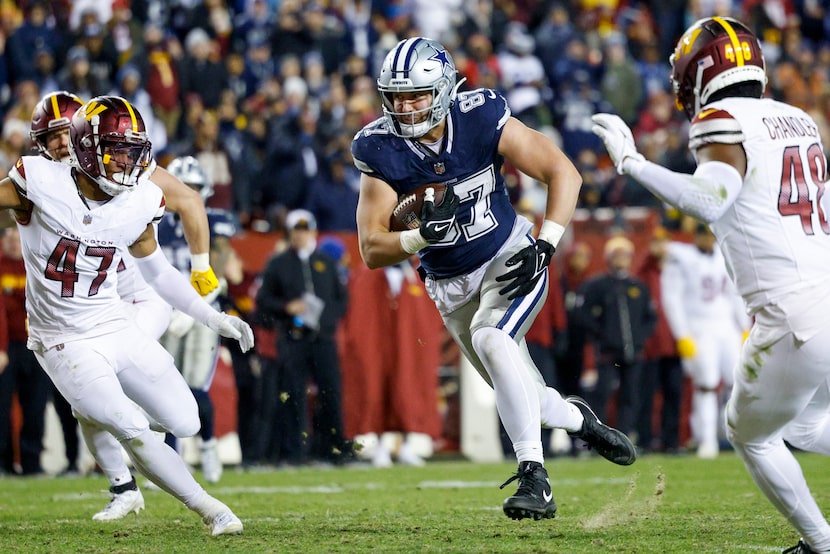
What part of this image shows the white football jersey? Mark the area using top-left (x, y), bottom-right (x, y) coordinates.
top-left (689, 97), bottom-right (830, 339)
top-left (661, 242), bottom-right (747, 339)
top-left (8, 156), bottom-right (165, 348)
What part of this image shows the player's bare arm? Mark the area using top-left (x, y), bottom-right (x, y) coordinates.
top-left (498, 117), bottom-right (582, 233)
top-left (150, 165), bottom-right (219, 295)
top-left (355, 173), bottom-right (412, 269)
top-left (150, 166), bottom-right (210, 255)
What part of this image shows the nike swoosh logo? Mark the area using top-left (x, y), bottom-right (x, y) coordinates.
top-left (543, 489), bottom-right (553, 503)
top-left (433, 223), bottom-right (450, 232)
top-left (697, 108), bottom-right (718, 119)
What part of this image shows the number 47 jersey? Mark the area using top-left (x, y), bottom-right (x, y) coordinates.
top-left (8, 155), bottom-right (164, 348)
top-left (351, 88), bottom-right (517, 279)
top-left (689, 97), bottom-right (830, 338)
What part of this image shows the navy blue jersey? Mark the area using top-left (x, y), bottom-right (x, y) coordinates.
top-left (351, 88), bottom-right (517, 279)
top-left (158, 208), bottom-right (240, 273)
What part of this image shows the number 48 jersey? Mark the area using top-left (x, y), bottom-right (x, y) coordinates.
top-left (351, 88), bottom-right (516, 279)
top-left (689, 97), bottom-right (830, 329)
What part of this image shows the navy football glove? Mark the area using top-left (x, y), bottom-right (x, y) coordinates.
top-left (419, 186), bottom-right (460, 243)
top-left (496, 239), bottom-right (555, 300)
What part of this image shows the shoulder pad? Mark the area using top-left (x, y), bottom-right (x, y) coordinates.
top-left (689, 108), bottom-right (744, 150)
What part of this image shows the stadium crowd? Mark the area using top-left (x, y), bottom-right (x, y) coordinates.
top-left (0, 0), bottom-right (829, 475)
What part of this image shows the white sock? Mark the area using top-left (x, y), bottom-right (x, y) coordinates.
top-left (78, 420), bottom-right (132, 487)
top-left (122, 429), bottom-right (206, 508)
top-left (540, 388), bottom-right (584, 432)
top-left (471, 327), bottom-right (543, 464)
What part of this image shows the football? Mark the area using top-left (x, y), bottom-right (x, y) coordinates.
top-left (389, 183), bottom-right (448, 232)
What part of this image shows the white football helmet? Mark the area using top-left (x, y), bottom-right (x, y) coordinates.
top-left (166, 155), bottom-right (213, 201)
top-left (377, 37), bottom-right (458, 138)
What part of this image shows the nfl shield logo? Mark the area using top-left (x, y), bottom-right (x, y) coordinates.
top-left (83, 214), bottom-right (93, 225)
top-left (433, 162), bottom-right (445, 175)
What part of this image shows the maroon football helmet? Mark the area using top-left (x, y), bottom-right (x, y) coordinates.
top-left (669, 16), bottom-right (766, 120)
top-left (30, 91), bottom-right (84, 162)
top-left (68, 95), bottom-right (152, 196)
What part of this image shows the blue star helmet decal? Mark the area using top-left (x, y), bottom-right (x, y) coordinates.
top-left (430, 48), bottom-right (451, 70)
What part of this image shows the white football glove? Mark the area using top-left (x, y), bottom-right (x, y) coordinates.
top-left (591, 113), bottom-right (645, 175)
top-left (207, 312), bottom-right (255, 353)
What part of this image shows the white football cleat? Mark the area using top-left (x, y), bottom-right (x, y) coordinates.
top-left (207, 511), bottom-right (243, 536)
top-left (92, 489), bottom-right (145, 521)
top-left (696, 442), bottom-right (719, 460)
top-left (200, 438), bottom-right (223, 484)
top-left (372, 442), bottom-right (393, 468)
top-left (396, 442), bottom-right (425, 467)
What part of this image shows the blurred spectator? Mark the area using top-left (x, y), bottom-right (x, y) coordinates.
top-left (242, 30), bottom-right (278, 95)
top-left (31, 46), bottom-right (58, 94)
top-left (457, 33), bottom-right (501, 91)
top-left (108, 0), bottom-right (143, 67)
top-left (271, 0), bottom-right (313, 60)
top-left (69, 3), bottom-right (111, 32)
top-left (222, 243), bottom-right (262, 467)
top-left (636, 40), bottom-right (671, 99)
top-left (0, 227), bottom-right (49, 476)
top-left (231, 0), bottom-right (275, 55)
top-left (573, 236), bottom-right (656, 439)
top-left (635, 226), bottom-right (683, 454)
top-left (260, 95), bottom-right (320, 229)
top-left (554, 70), bottom-right (611, 160)
top-left (599, 32), bottom-right (643, 126)
top-left (4, 80), bottom-right (40, 131)
top-left (56, 45), bottom-right (110, 99)
top-left (137, 23), bottom-right (183, 139)
top-left (534, 2), bottom-right (576, 85)
top-left (109, 64), bottom-right (167, 153)
top-left (339, 258), bottom-right (444, 467)
top-left (179, 27), bottom-right (227, 109)
top-left (0, 119), bottom-right (31, 179)
top-left (497, 22), bottom-right (551, 129)
top-left (455, 0), bottom-right (512, 51)
top-left (5, 1), bottom-right (63, 84)
top-left (255, 209), bottom-right (351, 465)
top-left (189, 110), bottom-right (236, 211)
top-left (188, 0), bottom-right (234, 56)
top-left (303, 3), bottom-right (352, 77)
top-left (304, 152), bottom-right (360, 232)
top-left (79, 15), bottom-right (118, 91)
top-left (555, 241), bottom-right (594, 399)
top-left (412, 0), bottom-right (462, 46)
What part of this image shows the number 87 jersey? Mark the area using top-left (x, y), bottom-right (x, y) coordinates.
top-left (689, 96), bottom-right (830, 322)
top-left (351, 88), bottom-right (517, 279)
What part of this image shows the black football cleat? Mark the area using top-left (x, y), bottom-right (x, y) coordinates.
top-left (500, 461), bottom-right (557, 521)
top-left (782, 539), bottom-right (818, 553)
top-left (566, 396), bottom-right (637, 466)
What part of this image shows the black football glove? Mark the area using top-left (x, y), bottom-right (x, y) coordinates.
top-left (419, 186), bottom-right (460, 243)
top-left (496, 239), bottom-right (555, 300)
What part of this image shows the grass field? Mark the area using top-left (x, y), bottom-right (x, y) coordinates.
top-left (0, 451), bottom-right (823, 553)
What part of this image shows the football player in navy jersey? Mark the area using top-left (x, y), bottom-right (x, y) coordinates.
top-left (352, 37), bottom-right (636, 521)
top-left (158, 156), bottom-right (240, 484)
